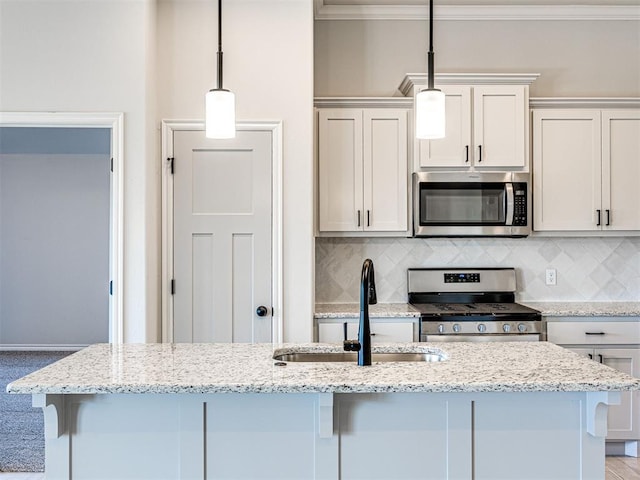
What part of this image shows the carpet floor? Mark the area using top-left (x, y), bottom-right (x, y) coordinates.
top-left (0, 352), bottom-right (72, 472)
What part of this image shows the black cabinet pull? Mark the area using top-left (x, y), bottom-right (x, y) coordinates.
top-left (606, 209), bottom-right (611, 226)
top-left (357, 210), bottom-right (361, 227)
top-left (596, 209), bottom-right (601, 226)
top-left (588, 353), bottom-right (593, 360)
top-left (585, 332), bottom-right (606, 335)
top-left (367, 210), bottom-right (370, 227)
top-left (343, 322), bottom-right (348, 341)
top-left (478, 145), bottom-right (483, 162)
top-left (465, 145), bottom-right (469, 163)
top-left (598, 354), bottom-right (604, 364)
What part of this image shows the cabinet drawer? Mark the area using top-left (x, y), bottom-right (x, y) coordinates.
top-left (547, 321), bottom-right (640, 345)
top-left (318, 320), bottom-right (416, 343)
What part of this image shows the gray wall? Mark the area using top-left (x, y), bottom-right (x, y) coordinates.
top-left (315, 19), bottom-right (640, 96)
top-left (0, 128), bottom-right (110, 346)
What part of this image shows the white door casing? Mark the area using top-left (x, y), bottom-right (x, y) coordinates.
top-left (0, 111), bottom-right (124, 345)
top-left (161, 121), bottom-right (283, 344)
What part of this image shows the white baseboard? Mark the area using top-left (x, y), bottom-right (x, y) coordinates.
top-left (0, 344), bottom-right (87, 352)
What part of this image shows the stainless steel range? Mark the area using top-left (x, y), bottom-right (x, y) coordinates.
top-left (408, 268), bottom-right (542, 342)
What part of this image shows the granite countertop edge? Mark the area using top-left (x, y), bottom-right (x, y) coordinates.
top-left (314, 303), bottom-right (421, 319)
top-left (521, 301), bottom-right (640, 317)
top-left (316, 302), bottom-right (640, 318)
top-left (7, 342), bottom-right (640, 396)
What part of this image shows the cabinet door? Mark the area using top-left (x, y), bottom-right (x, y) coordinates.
top-left (417, 86), bottom-right (472, 168)
top-left (602, 110), bottom-right (640, 231)
top-left (598, 348), bottom-right (640, 440)
top-left (473, 86), bottom-right (526, 168)
top-left (363, 109), bottom-right (408, 232)
top-left (532, 109), bottom-right (602, 231)
top-left (318, 109), bottom-right (364, 232)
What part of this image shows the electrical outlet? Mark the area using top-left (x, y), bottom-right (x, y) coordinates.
top-left (545, 268), bottom-right (557, 286)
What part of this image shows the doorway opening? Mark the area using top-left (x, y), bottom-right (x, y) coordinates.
top-left (0, 112), bottom-right (124, 348)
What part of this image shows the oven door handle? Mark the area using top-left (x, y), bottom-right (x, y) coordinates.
top-left (505, 183), bottom-right (514, 226)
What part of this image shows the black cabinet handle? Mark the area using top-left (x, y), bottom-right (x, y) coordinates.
top-left (588, 353), bottom-right (593, 360)
top-left (478, 145), bottom-right (483, 162)
top-left (596, 209), bottom-right (601, 226)
top-left (343, 322), bottom-right (348, 341)
top-left (465, 145), bottom-right (469, 163)
top-left (367, 210), bottom-right (370, 227)
top-left (357, 210), bottom-right (361, 227)
top-left (606, 209), bottom-right (610, 226)
top-left (598, 354), bottom-right (604, 364)
top-left (585, 332), bottom-right (606, 335)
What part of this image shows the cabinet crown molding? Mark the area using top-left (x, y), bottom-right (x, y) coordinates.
top-left (314, 2), bottom-right (640, 21)
top-left (529, 97), bottom-right (640, 109)
top-left (399, 73), bottom-right (540, 97)
top-left (314, 97), bottom-right (413, 109)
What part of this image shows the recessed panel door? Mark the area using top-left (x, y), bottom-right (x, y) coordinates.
top-left (173, 129), bottom-right (272, 343)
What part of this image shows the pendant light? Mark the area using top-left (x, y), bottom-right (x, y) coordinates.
top-left (205, 0), bottom-right (236, 139)
top-left (415, 0), bottom-right (445, 139)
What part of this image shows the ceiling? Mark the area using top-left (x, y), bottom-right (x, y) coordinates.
top-left (314, 0), bottom-right (640, 20)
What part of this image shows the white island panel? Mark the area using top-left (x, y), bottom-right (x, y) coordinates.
top-left (35, 390), bottom-right (617, 480)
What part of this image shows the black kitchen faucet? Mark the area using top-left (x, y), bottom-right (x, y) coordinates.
top-left (344, 258), bottom-right (377, 366)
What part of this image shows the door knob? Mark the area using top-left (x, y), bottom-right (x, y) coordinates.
top-left (256, 306), bottom-right (269, 317)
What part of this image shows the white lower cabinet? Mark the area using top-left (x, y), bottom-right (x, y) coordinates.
top-left (317, 319), bottom-right (417, 343)
top-left (547, 319), bottom-right (640, 451)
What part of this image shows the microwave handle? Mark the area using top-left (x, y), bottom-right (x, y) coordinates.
top-left (505, 183), bottom-right (514, 226)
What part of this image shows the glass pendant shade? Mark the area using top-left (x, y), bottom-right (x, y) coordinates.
top-left (205, 88), bottom-right (236, 139)
top-left (415, 88), bottom-right (445, 139)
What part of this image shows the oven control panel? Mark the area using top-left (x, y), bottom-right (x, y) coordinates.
top-left (444, 273), bottom-right (480, 283)
top-left (421, 320), bottom-right (542, 338)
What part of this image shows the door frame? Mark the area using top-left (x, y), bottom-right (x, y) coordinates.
top-left (0, 111), bottom-right (125, 345)
top-left (161, 120), bottom-right (283, 344)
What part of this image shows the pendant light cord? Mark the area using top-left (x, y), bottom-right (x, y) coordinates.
top-left (217, 0), bottom-right (224, 90)
top-left (427, 0), bottom-right (435, 90)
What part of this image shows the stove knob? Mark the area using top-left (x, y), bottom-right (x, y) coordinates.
top-left (437, 324), bottom-right (445, 334)
top-left (477, 323), bottom-right (487, 333)
top-left (503, 324), bottom-right (511, 333)
top-left (453, 324), bottom-right (461, 333)
top-left (518, 323), bottom-right (527, 333)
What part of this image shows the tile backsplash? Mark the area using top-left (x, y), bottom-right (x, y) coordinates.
top-left (315, 237), bottom-right (640, 303)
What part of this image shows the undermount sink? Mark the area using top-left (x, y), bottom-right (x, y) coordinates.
top-left (272, 351), bottom-right (446, 363)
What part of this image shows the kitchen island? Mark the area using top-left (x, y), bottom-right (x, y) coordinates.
top-left (8, 342), bottom-right (640, 480)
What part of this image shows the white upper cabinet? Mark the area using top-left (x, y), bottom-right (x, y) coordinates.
top-left (417, 85), bottom-right (528, 170)
top-left (318, 108), bottom-right (408, 234)
top-left (602, 110), bottom-right (640, 231)
top-left (533, 108), bottom-right (640, 232)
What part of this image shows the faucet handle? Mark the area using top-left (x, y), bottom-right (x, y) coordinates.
top-left (343, 340), bottom-right (361, 352)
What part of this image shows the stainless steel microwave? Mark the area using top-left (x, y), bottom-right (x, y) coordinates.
top-left (412, 172), bottom-right (531, 237)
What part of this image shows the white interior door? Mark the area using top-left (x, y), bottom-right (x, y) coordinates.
top-left (172, 129), bottom-right (272, 343)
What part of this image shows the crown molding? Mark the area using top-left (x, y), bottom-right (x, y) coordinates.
top-left (529, 97), bottom-right (640, 108)
top-left (314, 2), bottom-right (640, 21)
top-left (398, 73), bottom-right (540, 96)
top-left (314, 97), bottom-right (414, 108)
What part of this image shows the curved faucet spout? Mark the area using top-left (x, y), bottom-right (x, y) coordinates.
top-left (359, 259), bottom-right (377, 366)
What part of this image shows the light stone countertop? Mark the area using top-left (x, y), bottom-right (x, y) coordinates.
top-left (522, 302), bottom-right (640, 317)
top-left (7, 342), bottom-right (640, 395)
top-left (315, 303), bottom-right (420, 319)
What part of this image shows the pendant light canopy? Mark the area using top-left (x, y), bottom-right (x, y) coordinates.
top-left (415, 0), bottom-right (445, 140)
top-left (205, 0), bottom-right (236, 139)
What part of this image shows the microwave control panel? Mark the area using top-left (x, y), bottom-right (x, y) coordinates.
top-left (513, 184), bottom-right (527, 226)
